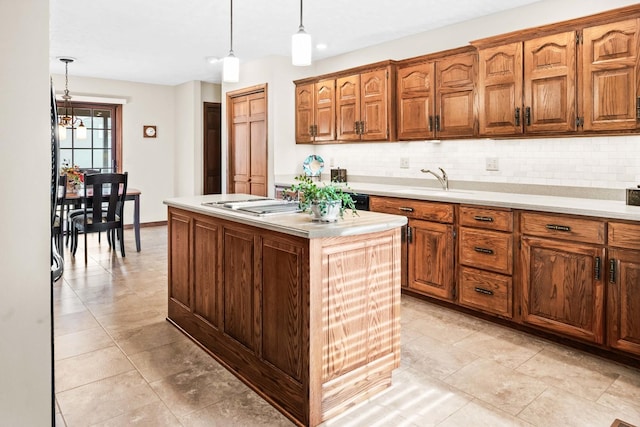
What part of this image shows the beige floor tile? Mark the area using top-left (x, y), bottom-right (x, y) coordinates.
top-left (90, 401), bottom-right (181, 427)
top-left (54, 310), bottom-right (101, 337)
top-left (128, 340), bottom-right (217, 383)
top-left (56, 370), bottom-right (160, 427)
top-left (438, 399), bottom-right (535, 427)
top-left (151, 363), bottom-right (249, 418)
top-left (55, 412), bottom-right (67, 426)
top-left (71, 282), bottom-right (135, 307)
top-left (322, 403), bottom-right (420, 427)
top-left (443, 358), bottom-right (548, 416)
top-left (516, 345), bottom-right (620, 401)
top-left (598, 371), bottom-right (640, 426)
top-left (54, 326), bottom-right (114, 360)
top-left (54, 294), bottom-right (88, 317)
top-left (453, 323), bottom-right (547, 369)
top-left (53, 281), bottom-right (77, 303)
top-left (55, 345), bottom-right (135, 392)
top-left (365, 367), bottom-right (472, 426)
top-left (113, 320), bottom-right (190, 356)
top-left (401, 333), bottom-right (478, 379)
top-left (179, 388), bottom-right (294, 426)
top-left (519, 387), bottom-right (622, 427)
top-left (94, 307), bottom-right (165, 336)
top-left (412, 307), bottom-right (485, 345)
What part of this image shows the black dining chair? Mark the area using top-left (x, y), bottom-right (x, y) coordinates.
top-left (71, 172), bottom-right (128, 264)
top-left (52, 174), bottom-right (67, 257)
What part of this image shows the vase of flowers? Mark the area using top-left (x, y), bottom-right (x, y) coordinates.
top-left (60, 160), bottom-right (84, 192)
top-left (287, 175), bottom-right (358, 222)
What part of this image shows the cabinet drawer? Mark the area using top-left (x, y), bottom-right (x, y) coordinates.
top-left (459, 228), bottom-right (513, 275)
top-left (520, 212), bottom-right (605, 245)
top-left (459, 206), bottom-right (513, 232)
top-left (369, 196), bottom-right (454, 223)
top-left (608, 222), bottom-right (640, 250)
top-left (459, 267), bottom-right (512, 318)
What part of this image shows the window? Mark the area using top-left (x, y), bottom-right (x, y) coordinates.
top-left (57, 102), bottom-right (122, 172)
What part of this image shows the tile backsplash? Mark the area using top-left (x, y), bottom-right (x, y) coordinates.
top-left (314, 135), bottom-right (640, 190)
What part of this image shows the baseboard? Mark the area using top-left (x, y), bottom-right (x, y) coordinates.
top-left (124, 220), bottom-right (167, 230)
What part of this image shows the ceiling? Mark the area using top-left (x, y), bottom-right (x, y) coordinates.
top-left (50, 0), bottom-right (542, 86)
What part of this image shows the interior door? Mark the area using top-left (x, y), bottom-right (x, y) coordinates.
top-left (203, 102), bottom-right (221, 194)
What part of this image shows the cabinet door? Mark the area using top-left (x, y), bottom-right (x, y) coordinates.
top-left (248, 92), bottom-right (267, 196)
top-left (360, 68), bottom-right (389, 141)
top-left (193, 217), bottom-right (222, 328)
top-left (524, 31), bottom-right (577, 133)
top-left (607, 248), bottom-right (640, 356)
top-left (336, 75), bottom-right (361, 141)
top-left (408, 219), bottom-right (454, 301)
top-left (168, 210), bottom-right (192, 309)
top-left (478, 43), bottom-right (523, 136)
top-left (397, 62), bottom-right (434, 140)
top-left (521, 236), bottom-right (605, 344)
top-left (295, 83), bottom-right (315, 144)
top-left (314, 79), bottom-right (336, 142)
top-left (582, 18), bottom-right (640, 132)
top-left (436, 53), bottom-right (477, 138)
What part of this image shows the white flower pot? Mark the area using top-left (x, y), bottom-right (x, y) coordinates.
top-left (310, 201), bottom-right (341, 222)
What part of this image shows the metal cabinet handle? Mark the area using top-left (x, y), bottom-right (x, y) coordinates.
top-left (609, 258), bottom-right (616, 283)
top-left (525, 106), bottom-right (531, 126)
top-left (515, 107), bottom-right (521, 126)
top-left (474, 247), bottom-right (494, 255)
top-left (636, 97), bottom-right (640, 121)
top-left (428, 116), bottom-right (433, 132)
top-left (545, 224), bottom-right (571, 232)
top-left (474, 287), bottom-right (494, 296)
top-left (473, 215), bottom-right (494, 222)
top-left (595, 256), bottom-right (601, 280)
top-left (435, 115), bottom-right (441, 132)
top-left (398, 207), bottom-right (414, 212)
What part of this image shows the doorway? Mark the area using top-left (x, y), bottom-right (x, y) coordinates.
top-left (203, 102), bottom-right (221, 194)
top-left (227, 84), bottom-right (268, 196)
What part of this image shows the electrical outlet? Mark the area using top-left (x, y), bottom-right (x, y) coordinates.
top-left (400, 157), bottom-right (410, 168)
top-left (485, 157), bottom-right (499, 171)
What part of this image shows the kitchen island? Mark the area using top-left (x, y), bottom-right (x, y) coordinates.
top-left (164, 194), bottom-right (406, 427)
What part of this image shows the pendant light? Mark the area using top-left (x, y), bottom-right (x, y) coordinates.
top-left (291, 0), bottom-right (312, 66)
top-left (58, 57), bottom-right (87, 140)
top-left (222, 0), bottom-right (239, 82)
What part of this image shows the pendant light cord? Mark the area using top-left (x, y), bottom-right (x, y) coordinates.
top-left (229, 0), bottom-right (234, 55)
top-left (299, 0), bottom-right (304, 31)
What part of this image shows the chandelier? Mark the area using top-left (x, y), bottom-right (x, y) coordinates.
top-left (58, 57), bottom-right (87, 140)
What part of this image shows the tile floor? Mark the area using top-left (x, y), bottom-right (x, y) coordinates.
top-left (54, 226), bottom-right (640, 427)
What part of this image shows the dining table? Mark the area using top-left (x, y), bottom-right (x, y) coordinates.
top-left (63, 187), bottom-right (142, 252)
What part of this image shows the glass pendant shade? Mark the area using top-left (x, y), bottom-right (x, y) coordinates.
top-left (58, 124), bottom-right (67, 141)
top-left (222, 53), bottom-right (239, 83)
top-left (76, 121), bottom-right (87, 139)
top-left (292, 30), bottom-right (312, 66)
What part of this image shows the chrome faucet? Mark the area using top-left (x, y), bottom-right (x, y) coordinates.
top-left (420, 167), bottom-right (448, 190)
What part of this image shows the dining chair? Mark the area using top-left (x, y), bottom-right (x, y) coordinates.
top-left (71, 172), bottom-right (128, 264)
top-left (52, 174), bottom-right (67, 257)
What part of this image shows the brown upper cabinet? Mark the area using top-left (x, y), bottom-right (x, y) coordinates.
top-left (582, 18), bottom-right (640, 132)
top-left (397, 47), bottom-right (478, 140)
top-left (473, 5), bottom-right (640, 137)
top-left (295, 79), bottom-right (335, 143)
top-left (476, 32), bottom-right (577, 136)
top-left (294, 61), bottom-right (396, 144)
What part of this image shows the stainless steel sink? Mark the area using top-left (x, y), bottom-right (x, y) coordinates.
top-left (202, 198), bottom-right (301, 216)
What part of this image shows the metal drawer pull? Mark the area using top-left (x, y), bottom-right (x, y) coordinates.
top-left (399, 207), bottom-right (414, 212)
top-left (473, 215), bottom-right (494, 222)
top-left (545, 224), bottom-right (571, 232)
top-left (610, 258), bottom-right (616, 283)
top-left (474, 247), bottom-right (494, 255)
top-left (595, 256), bottom-right (601, 281)
top-left (474, 287), bottom-right (494, 296)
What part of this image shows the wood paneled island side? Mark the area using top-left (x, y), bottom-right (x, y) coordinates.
top-left (164, 195), bottom-right (406, 427)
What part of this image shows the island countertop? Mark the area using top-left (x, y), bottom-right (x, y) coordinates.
top-left (164, 193), bottom-right (407, 239)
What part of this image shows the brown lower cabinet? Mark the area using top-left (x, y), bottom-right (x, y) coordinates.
top-left (167, 207), bottom-right (402, 427)
top-left (372, 195), bottom-right (640, 361)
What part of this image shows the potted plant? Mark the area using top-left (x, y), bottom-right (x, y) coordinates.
top-left (288, 175), bottom-right (359, 222)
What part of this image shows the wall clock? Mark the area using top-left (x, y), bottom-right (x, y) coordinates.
top-left (143, 125), bottom-right (157, 138)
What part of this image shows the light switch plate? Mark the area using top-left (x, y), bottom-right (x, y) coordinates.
top-left (486, 157), bottom-right (499, 171)
top-left (400, 157), bottom-right (410, 168)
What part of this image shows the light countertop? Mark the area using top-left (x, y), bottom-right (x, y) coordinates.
top-left (164, 194), bottom-right (407, 239)
top-left (275, 176), bottom-right (640, 222)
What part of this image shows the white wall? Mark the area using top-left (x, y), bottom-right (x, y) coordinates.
top-left (241, 0), bottom-right (640, 194)
top-left (0, 0), bottom-right (52, 424)
top-left (49, 77), bottom-right (223, 219)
